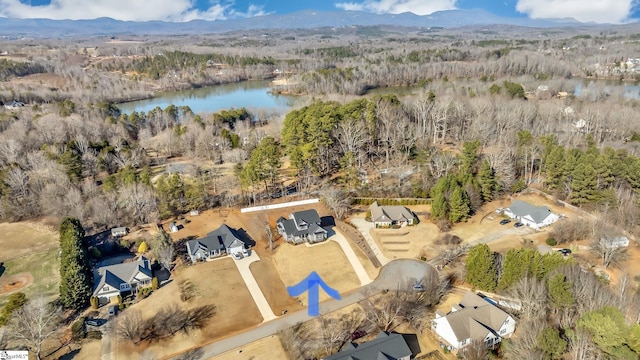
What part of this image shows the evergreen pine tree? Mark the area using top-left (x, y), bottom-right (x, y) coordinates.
top-left (59, 218), bottom-right (92, 310)
top-left (431, 192), bottom-right (448, 220)
top-left (465, 244), bottom-right (498, 292)
top-left (448, 186), bottom-right (470, 223)
top-left (571, 162), bottom-right (600, 204)
top-left (478, 159), bottom-right (496, 202)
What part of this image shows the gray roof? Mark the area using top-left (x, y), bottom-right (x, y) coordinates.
top-left (507, 200), bottom-right (552, 223)
top-left (277, 209), bottom-right (327, 237)
top-left (441, 292), bottom-right (510, 343)
top-left (186, 224), bottom-right (245, 255)
top-left (323, 332), bottom-right (412, 360)
top-left (370, 202), bottom-right (414, 223)
top-left (93, 256), bottom-right (152, 295)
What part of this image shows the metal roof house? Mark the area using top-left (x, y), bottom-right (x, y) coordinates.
top-left (503, 200), bottom-right (559, 230)
top-left (276, 209), bottom-right (327, 244)
top-left (432, 292), bottom-right (516, 351)
top-left (323, 331), bottom-right (412, 360)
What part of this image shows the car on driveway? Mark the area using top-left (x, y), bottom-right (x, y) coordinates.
top-left (558, 248), bottom-right (572, 256)
top-left (412, 283), bottom-right (425, 291)
top-left (108, 305), bottom-right (118, 317)
top-left (351, 330), bottom-right (367, 340)
top-left (499, 219), bottom-right (511, 225)
top-left (514, 222), bottom-right (524, 227)
top-left (85, 319), bottom-right (101, 327)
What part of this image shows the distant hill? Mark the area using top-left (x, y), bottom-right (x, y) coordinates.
top-left (0, 9), bottom-right (592, 38)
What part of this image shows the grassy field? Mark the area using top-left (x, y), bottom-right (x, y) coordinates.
top-left (0, 222), bottom-right (60, 306)
top-left (209, 335), bottom-right (289, 360)
top-left (273, 241), bottom-right (360, 304)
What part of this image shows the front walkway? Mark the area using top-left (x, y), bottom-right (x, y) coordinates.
top-left (349, 218), bottom-right (391, 266)
top-left (233, 251), bottom-right (277, 322)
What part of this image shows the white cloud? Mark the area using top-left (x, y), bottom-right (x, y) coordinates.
top-left (516, 0), bottom-right (634, 23)
top-left (335, 0), bottom-right (457, 15)
top-left (0, 0), bottom-right (269, 22)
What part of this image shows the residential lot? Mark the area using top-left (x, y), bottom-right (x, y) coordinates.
top-left (273, 241), bottom-right (361, 304)
top-left (115, 258), bottom-right (262, 359)
top-left (209, 335), bottom-right (289, 360)
top-left (0, 221), bottom-right (60, 306)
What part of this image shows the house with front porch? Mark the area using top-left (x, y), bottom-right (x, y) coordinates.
top-left (432, 292), bottom-right (516, 351)
top-left (93, 256), bottom-right (153, 305)
top-left (277, 209), bottom-right (327, 244)
top-left (185, 224), bottom-right (247, 263)
top-left (369, 201), bottom-right (417, 228)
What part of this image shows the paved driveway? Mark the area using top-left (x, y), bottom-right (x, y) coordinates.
top-left (329, 228), bottom-right (373, 286)
top-left (349, 218), bottom-right (391, 265)
top-left (233, 251), bottom-right (277, 322)
top-left (165, 259), bottom-right (435, 360)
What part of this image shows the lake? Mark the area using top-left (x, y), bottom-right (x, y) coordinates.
top-left (117, 80), bottom-right (298, 114)
top-left (574, 79), bottom-right (640, 100)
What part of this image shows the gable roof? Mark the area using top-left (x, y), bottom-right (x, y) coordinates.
top-left (291, 209), bottom-right (322, 228)
top-left (507, 200), bottom-right (553, 223)
top-left (323, 331), bottom-right (412, 360)
top-left (93, 256), bottom-right (152, 295)
top-left (441, 292), bottom-right (510, 344)
top-left (369, 202), bottom-right (414, 223)
top-left (186, 224), bottom-right (245, 255)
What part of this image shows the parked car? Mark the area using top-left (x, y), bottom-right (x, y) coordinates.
top-left (232, 252), bottom-right (243, 260)
top-left (514, 222), bottom-right (524, 227)
top-left (108, 305), bottom-right (118, 317)
top-left (558, 248), bottom-right (572, 256)
top-left (499, 219), bottom-right (511, 225)
top-left (412, 283), bottom-right (425, 291)
top-left (85, 319), bottom-right (101, 327)
top-left (351, 330), bottom-right (367, 340)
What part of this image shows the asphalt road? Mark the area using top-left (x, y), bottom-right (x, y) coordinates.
top-left (164, 259), bottom-right (436, 360)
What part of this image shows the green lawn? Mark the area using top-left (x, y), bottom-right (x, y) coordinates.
top-left (0, 249), bottom-right (60, 307)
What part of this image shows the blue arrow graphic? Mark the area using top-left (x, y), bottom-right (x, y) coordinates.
top-left (287, 271), bottom-right (341, 316)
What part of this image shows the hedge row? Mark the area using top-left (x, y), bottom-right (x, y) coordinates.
top-left (352, 198), bottom-right (432, 206)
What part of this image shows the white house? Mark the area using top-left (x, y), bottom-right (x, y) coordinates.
top-left (432, 292), bottom-right (516, 351)
top-left (276, 209), bottom-right (327, 244)
top-left (503, 200), bottom-right (559, 230)
top-left (600, 236), bottom-right (630, 249)
top-left (93, 256), bottom-right (153, 305)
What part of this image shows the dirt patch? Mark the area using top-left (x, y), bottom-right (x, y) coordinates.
top-left (0, 273), bottom-right (33, 295)
top-left (273, 242), bottom-right (360, 304)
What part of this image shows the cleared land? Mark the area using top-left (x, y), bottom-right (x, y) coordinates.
top-left (273, 241), bottom-right (360, 304)
top-left (209, 335), bottom-right (289, 360)
top-left (117, 258), bottom-right (262, 359)
top-left (0, 222), bottom-right (60, 306)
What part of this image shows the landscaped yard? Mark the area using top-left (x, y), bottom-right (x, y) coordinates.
top-left (0, 221), bottom-right (60, 306)
top-left (273, 241), bottom-right (360, 304)
top-left (115, 257), bottom-right (262, 359)
top-left (209, 335), bottom-right (289, 360)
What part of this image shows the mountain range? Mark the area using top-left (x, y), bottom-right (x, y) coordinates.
top-left (0, 9), bottom-right (595, 38)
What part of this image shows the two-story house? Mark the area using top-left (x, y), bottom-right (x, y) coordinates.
top-left (323, 331), bottom-right (412, 360)
top-left (432, 292), bottom-right (516, 351)
top-left (276, 209), bottom-right (328, 244)
top-left (93, 256), bottom-right (153, 305)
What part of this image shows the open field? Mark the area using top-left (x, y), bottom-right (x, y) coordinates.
top-left (0, 222), bottom-right (60, 306)
top-left (209, 335), bottom-right (289, 360)
top-left (117, 258), bottom-right (262, 359)
top-left (273, 241), bottom-right (360, 304)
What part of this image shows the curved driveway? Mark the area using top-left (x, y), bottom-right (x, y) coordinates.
top-left (165, 259), bottom-right (435, 360)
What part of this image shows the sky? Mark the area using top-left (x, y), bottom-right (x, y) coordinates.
top-left (0, 0), bottom-right (637, 24)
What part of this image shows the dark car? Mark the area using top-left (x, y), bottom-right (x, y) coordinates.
top-left (351, 330), bottom-right (367, 340)
top-left (558, 248), bottom-right (572, 256)
top-left (514, 222), bottom-right (524, 227)
top-left (85, 319), bottom-right (101, 327)
top-left (499, 219), bottom-right (511, 225)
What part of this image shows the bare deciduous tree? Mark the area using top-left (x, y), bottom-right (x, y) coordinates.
top-left (590, 236), bottom-right (628, 269)
top-left (321, 186), bottom-right (350, 220)
top-left (508, 276), bottom-right (547, 320)
top-left (9, 298), bottom-right (61, 360)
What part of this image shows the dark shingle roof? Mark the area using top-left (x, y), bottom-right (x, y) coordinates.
top-left (323, 332), bottom-right (412, 360)
top-left (507, 200), bottom-right (552, 223)
top-left (93, 256), bottom-right (152, 295)
top-left (186, 224), bottom-right (245, 255)
top-left (292, 209), bottom-right (322, 228)
top-left (277, 209), bottom-right (327, 238)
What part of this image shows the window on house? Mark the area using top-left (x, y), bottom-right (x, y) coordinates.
top-left (120, 283), bottom-right (128, 290)
top-left (504, 318), bottom-right (509, 324)
top-left (102, 286), bottom-right (109, 292)
top-left (500, 329), bottom-right (506, 335)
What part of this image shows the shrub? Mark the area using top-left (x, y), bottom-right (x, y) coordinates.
top-left (137, 287), bottom-right (153, 301)
top-left (152, 277), bottom-right (159, 290)
top-left (0, 292), bottom-right (27, 326)
top-left (87, 331), bottom-right (102, 340)
top-left (138, 241), bottom-right (148, 253)
top-left (71, 317), bottom-right (86, 341)
top-left (546, 237), bottom-right (557, 246)
top-left (184, 218), bottom-right (191, 224)
top-left (90, 296), bottom-right (99, 309)
top-left (89, 247), bottom-right (102, 259)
